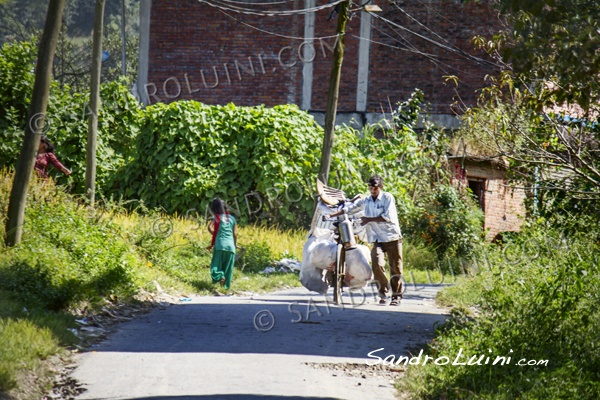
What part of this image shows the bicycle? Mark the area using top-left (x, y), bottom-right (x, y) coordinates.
top-left (323, 210), bottom-right (359, 304)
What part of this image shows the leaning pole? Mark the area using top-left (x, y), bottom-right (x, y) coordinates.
top-left (317, 0), bottom-right (349, 185)
top-left (5, 0), bottom-right (66, 247)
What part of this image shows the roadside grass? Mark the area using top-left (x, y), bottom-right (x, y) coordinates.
top-left (398, 225), bottom-right (600, 399)
top-left (0, 291), bottom-right (76, 395)
top-left (402, 239), bottom-right (438, 271)
top-left (0, 171), bottom-right (310, 397)
top-left (403, 269), bottom-right (445, 286)
top-left (109, 211), bottom-right (306, 295)
top-left (434, 275), bottom-right (486, 309)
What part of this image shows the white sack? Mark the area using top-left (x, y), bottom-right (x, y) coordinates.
top-left (309, 241), bottom-right (337, 270)
top-left (299, 235), bottom-right (328, 294)
top-left (344, 244), bottom-right (372, 288)
top-left (311, 227), bottom-right (335, 242)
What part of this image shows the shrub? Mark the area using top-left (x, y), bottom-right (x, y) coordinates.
top-left (105, 97), bottom-right (437, 226)
top-left (0, 41), bottom-right (36, 163)
top-left (49, 79), bottom-right (143, 193)
top-left (0, 40), bottom-right (142, 194)
top-left (403, 183), bottom-right (484, 260)
top-left (235, 241), bottom-right (273, 273)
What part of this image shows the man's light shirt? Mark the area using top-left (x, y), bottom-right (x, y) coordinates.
top-left (343, 191), bottom-right (402, 244)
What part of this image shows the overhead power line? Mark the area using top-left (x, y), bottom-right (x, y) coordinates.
top-left (364, 15), bottom-right (487, 83)
top-left (198, 0), bottom-right (346, 17)
top-left (217, 0), bottom-right (298, 5)
top-left (370, 12), bottom-right (504, 70)
top-left (219, 9), bottom-right (339, 40)
top-left (198, 0), bottom-right (501, 83)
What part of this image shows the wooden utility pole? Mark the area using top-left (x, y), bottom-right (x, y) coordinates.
top-left (5, 0), bottom-right (66, 247)
top-left (318, 0), bottom-right (349, 185)
top-left (85, 0), bottom-right (106, 205)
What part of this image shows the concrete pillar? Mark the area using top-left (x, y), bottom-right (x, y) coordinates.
top-left (136, 0), bottom-right (152, 106)
top-left (356, 8), bottom-right (373, 112)
top-left (301, 0), bottom-right (316, 110)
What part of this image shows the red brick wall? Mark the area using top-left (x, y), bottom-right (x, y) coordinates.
top-left (146, 0), bottom-right (306, 106)
top-left (146, 0), bottom-right (502, 113)
top-left (311, 8), bottom-right (361, 111)
top-left (368, 1), bottom-right (503, 114)
top-left (460, 161), bottom-right (526, 241)
top-left (483, 178), bottom-right (526, 241)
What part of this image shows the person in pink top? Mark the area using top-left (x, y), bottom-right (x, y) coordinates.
top-left (34, 135), bottom-right (71, 179)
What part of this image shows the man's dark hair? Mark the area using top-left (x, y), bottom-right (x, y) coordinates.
top-left (368, 175), bottom-right (383, 188)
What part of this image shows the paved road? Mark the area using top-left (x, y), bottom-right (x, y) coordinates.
top-left (72, 284), bottom-right (449, 400)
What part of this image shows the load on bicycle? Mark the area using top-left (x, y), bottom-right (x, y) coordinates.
top-left (299, 179), bottom-right (373, 303)
top-left (300, 175), bottom-right (404, 306)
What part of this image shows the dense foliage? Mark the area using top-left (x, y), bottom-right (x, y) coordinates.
top-left (111, 101), bottom-right (322, 221)
top-left (402, 219), bottom-right (600, 399)
top-left (0, 40), bottom-right (143, 193)
top-left (108, 94), bottom-right (437, 226)
top-left (403, 183), bottom-right (484, 260)
top-left (0, 41), bottom-right (35, 150)
top-left (2, 40), bottom-right (458, 229)
top-left (0, 188), bottom-right (139, 311)
top-left (489, 0), bottom-right (600, 109)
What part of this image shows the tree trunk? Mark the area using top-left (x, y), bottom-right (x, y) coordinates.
top-left (85, 0), bottom-right (106, 205)
top-left (5, 0), bottom-right (66, 247)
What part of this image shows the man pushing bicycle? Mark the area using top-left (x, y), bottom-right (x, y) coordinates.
top-left (327, 175), bottom-right (403, 306)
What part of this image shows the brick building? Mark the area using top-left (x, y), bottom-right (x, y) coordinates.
top-left (450, 155), bottom-right (526, 241)
top-left (136, 0), bottom-right (503, 129)
top-left (136, 0), bottom-right (524, 238)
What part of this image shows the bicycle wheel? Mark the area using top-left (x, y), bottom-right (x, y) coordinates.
top-left (333, 243), bottom-right (343, 305)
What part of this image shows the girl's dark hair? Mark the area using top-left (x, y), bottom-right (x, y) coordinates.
top-left (210, 197), bottom-right (226, 215)
top-left (40, 135), bottom-right (55, 153)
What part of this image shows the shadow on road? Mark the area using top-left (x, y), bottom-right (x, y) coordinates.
top-left (90, 286), bottom-right (448, 360)
top-left (120, 396), bottom-right (341, 400)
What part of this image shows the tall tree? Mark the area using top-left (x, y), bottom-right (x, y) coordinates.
top-left (5, 0), bottom-right (66, 247)
top-left (459, 0), bottom-right (600, 204)
top-left (486, 0), bottom-right (600, 109)
top-left (85, 0), bottom-right (106, 205)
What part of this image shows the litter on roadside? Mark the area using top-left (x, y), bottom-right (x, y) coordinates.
top-left (258, 266), bottom-right (277, 274)
top-left (258, 258), bottom-right (302, 275)
top-left (278, 258), bottom-right (301, 271)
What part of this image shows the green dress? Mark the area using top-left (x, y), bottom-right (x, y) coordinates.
top-left (210, 214), bottom-right (236, 289)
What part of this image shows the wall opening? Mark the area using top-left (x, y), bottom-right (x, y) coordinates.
top-left (468, 178), bottom-right (485, 211)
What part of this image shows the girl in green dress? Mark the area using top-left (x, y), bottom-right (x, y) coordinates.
top-left (207, 198), bottom-right (237, 289)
